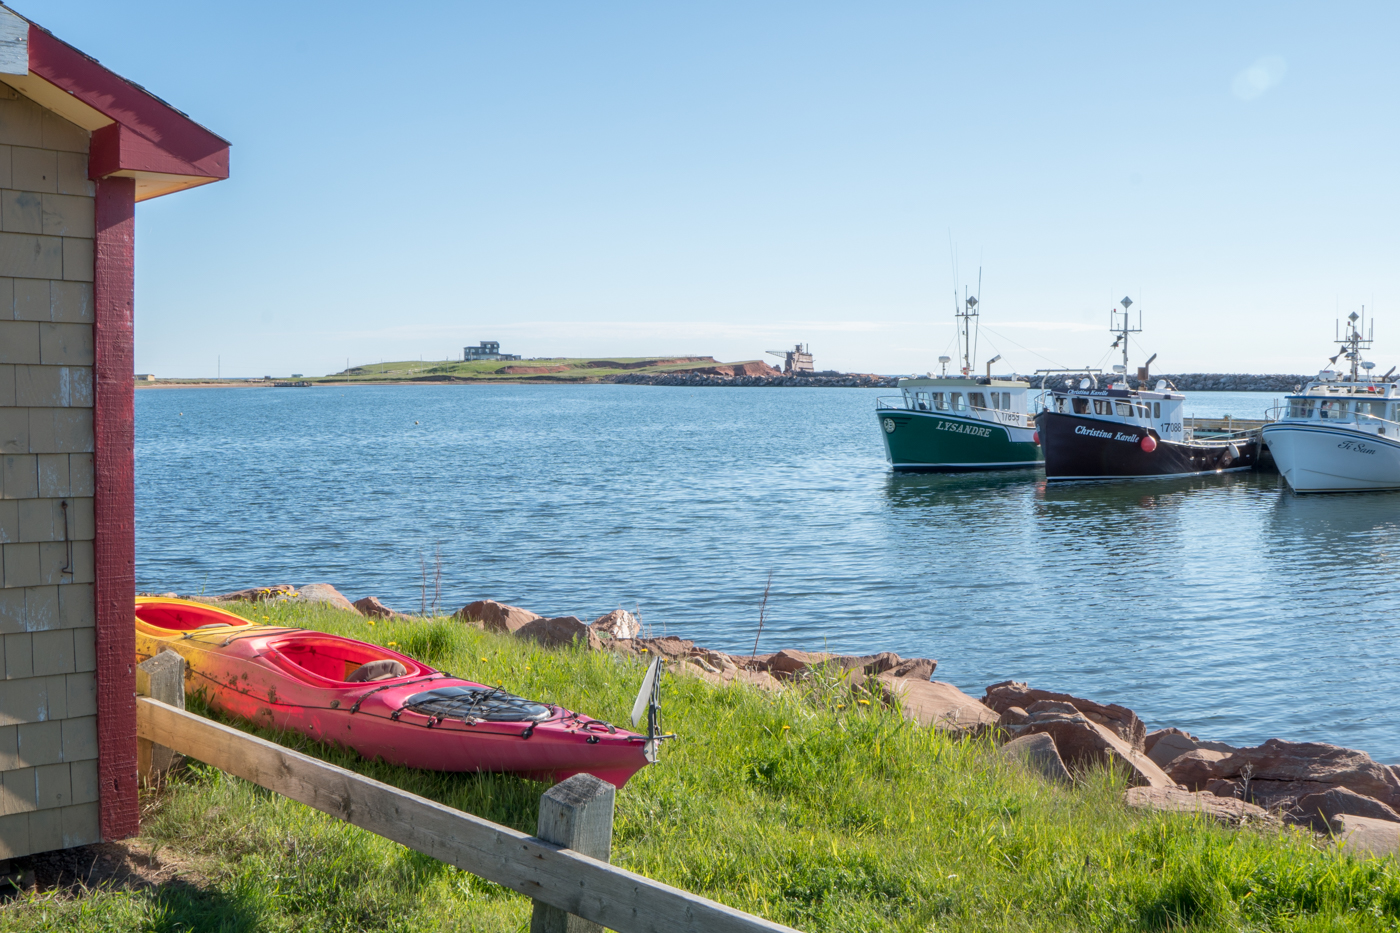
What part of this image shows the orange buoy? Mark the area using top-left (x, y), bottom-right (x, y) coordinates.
top-left (1140, 435), bottom-right (1157, 453)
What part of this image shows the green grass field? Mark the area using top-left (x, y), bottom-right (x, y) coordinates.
top-left (315, 356), bottom-right (733, 384)
top-left (6, 603), bottom-right (1399, 932)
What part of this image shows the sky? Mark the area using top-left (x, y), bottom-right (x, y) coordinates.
top-left (14, 2), bottom-right (1400, 377)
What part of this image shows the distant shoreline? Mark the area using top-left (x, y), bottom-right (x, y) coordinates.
top-left (135, 373), bottom-right (1313, 391)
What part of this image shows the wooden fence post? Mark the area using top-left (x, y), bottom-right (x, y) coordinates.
top-left (135, 650), bottom-right (186, 784)
top-left (531, 773), bottom-right (616, 933)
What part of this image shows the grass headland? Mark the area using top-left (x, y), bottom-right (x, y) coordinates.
top-left (7, 602), bottom-right (1400, 932)
top-left (317, 356), bottom-right (760, 385)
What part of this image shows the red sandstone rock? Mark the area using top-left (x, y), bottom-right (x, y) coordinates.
top-left (1163, 749), bottom-right (1234, 788)
top-left (756, 649), bottom-right (936, 681)
top-left (1163, 738), bottom-right (1400, 810)
top-left (1125, 787), bottom-right (1274, 826)
top-left (1020, 707), bottom-right (1173, 788)
top-left (622, 636), bottom-right (695, 659)
top-left (514, 616), bottom-right (603, 650)
top-left (455, 599), bottom-right (541, 633)
top-left (352, 596), bottom-right (410, 619)
top-left (293, 584), bottom-right (361, 614)
top-left (999, 706), bottom-right (1030, 726)
top-left (1337, 815), bottom-right (1400, 857)
top-left (885, 657), bottom-right (937, 681)
top-left (1000, 733), bottom-right (1072, 784)
top-left (876, 676), bottom-right (998, 732)
top-left (1296, 787), bottom-right (1400, 832)
top-left (982, 681), bottom-right (1146, 750)
top-left (767, 649), bottom-right (831, 677)
top-left (1145, 729), bottom-right (1237, 768)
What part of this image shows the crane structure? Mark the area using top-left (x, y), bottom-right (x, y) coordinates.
top-left (766, 343), bottom-right (814, 375)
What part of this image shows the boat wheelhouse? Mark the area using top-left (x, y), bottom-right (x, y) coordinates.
top-left (1262, 310), bottom-right (1400, 492)
top-left (1035, 298), bottom-right (1260, 480)
top-left (878, 375), bottom-right (1042, 471)
top-left (875, 280), bottom-right (1043, 471)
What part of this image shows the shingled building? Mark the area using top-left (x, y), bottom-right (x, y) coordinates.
top-left (0, 7), bottom-right (228, 858)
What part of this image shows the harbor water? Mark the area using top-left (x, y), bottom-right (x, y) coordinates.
top-left (137, 385), bottom-right (1400, 760)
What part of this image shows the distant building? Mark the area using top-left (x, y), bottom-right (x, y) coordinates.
top-left (464, 341), bottom-right (521, 362)
top-left (766, 343), bottom-right (815, 374)
top-left (291, 373), bottom-right (303, 378)
top-left (135, 373), bottom-right (156, 382)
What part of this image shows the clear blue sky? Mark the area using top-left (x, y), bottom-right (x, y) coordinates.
top-left (17, 2), bottom-right (1400, 377)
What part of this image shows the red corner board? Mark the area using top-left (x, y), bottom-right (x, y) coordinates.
top-left (92, 176), bottom-right (139, 842)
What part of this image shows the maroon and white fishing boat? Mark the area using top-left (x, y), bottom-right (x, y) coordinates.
top-left (1034, 297), bottom-right (1260, 481)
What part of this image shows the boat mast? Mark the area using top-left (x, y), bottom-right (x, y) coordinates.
top-left (956, 268), bottom-right (981, 376)
top-left (1109, 296), bottom-right (1141, 381)
top-left (1334, 308), bottom-right (1373, 382)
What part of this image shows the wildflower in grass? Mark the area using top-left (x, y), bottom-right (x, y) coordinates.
top-left (858, 699), bottom-right (870, 706)
top-left (479, 657), bottom-right (487, 662)
top-left (387, 642), bottom-right (398, 647)
top-left (367, 621), bottom-right (375, 626)
top-left (781, 725), bottom-right (789, 731)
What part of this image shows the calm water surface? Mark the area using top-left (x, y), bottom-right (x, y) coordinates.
top-left (136, 386), bottom-right (1400, 759)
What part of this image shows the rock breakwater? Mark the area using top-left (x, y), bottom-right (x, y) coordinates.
top-left (614, 371), bottom-right (1315, 391)
top-left (611, 372), bottom-right (897, 388)
top-left (1127, 373), bottom-right (1307, 392)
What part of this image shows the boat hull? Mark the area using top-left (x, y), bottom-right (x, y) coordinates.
top-left (1037, 412), bottom-right (1259, 480)
top-left (877, 410), bottom-right (1042, 471)
top-left (1262, 423), bottom-right (1400, 492)
top-left (134, 598), bottom-right (651, 787)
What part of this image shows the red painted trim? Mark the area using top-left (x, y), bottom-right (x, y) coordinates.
top-left (93, 176), bottom-right (138, 842)
top-left (27, 26), bottom-right (229, 182)
top-left (88, 122), bottom-right (222, 181)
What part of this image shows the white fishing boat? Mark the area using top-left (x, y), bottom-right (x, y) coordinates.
top-left (1262, 310), bottom-right (1400, 493)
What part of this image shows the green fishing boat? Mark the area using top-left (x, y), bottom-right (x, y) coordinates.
top-left (877, 376), bottom-right (1042, 471)
top-left (875, 286), bottom-right (1043, 472)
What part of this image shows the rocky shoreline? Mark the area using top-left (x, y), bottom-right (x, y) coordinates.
top-left (610, 371), bottom-right (897, 388)
top-left (163, 582), bottom-right (1400, 857)
top-left (610, 371), bottom-right (1312, 391)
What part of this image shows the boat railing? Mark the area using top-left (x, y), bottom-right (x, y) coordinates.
top-left (1356, 412), bottom-right (1400, 436)
top-left (875, 396), bottom-right (905, 410)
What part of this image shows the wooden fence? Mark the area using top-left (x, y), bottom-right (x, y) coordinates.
top-left (135, 655), bottom-right (796, 933)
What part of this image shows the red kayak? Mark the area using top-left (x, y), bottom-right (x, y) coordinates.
top-left (135, 597), bottom-right (652, 787)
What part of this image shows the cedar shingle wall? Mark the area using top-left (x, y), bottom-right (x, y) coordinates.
top-left (0, 83), bottom-right (99, 858)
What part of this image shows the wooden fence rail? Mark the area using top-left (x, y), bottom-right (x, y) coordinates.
top-left (135, 696), bottom-right (797, 933)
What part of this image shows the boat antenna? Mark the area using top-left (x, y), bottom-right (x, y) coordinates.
top-left (1335, 307), bottom-right (1373, 382)
top-left (1109, 296), bottom-right (1141, 379)
top-left (957, 269), bottom-right (981, 376)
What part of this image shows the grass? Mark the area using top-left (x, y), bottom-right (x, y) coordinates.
top-left (311, 356), bottom-right (735, 384)
top-left (4, 603), bottom-right (1399, 932)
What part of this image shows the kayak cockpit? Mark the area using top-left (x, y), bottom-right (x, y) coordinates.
top-left (136, 598), bottom-right (255, 633)
top-left (263, 634), bottom-right (425, 685)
